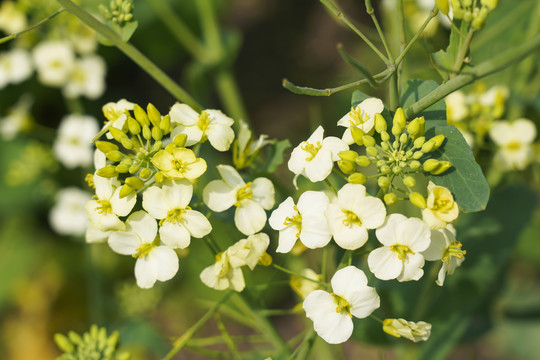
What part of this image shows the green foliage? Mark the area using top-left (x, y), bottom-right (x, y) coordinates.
top-left (400, 79), bottom-right (446, 126)
top-left (264, 139), bottom-right (291, 174)
top-left (431, 20), bottom-right (471, 81)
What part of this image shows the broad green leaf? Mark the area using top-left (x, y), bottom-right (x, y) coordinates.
top-left (265, 139), bottom-right (291, 173)
top-left (400, 79), bottom-right (446, 126)
top-left (424, 125), bottom-right (489, 212)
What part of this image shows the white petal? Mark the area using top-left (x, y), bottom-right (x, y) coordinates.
top-left (333, 223), bottom-right (369, 250)
top-left (125, 211), bottom-right (158, 244)
top-left (297, 191), bottom-right (330, 217)
top-left (207, 122), bottom-right (235, 152)
top-left (359, 97), bottom-right (384, 116)
top-left (300, 217), bottom-right (332, 249)
top-left (163, 180), bottom-right (193, 209)
top-left (288, 145), bottom-right (309, 175)
top-left (203, 180), bottom-right (236, 212)
top-left (85, 224), bottom-right (110, 243)
top-left (331, 266), bottom-right (368, 294)
top-left (397, 253), bottom-right (425, 282)
top-left (251, 177), bottom-right (275, 209)
top-left (171, 124), bottom-right (203, 146)
top-left (399, 217), bottom-right (431, 252)
top-left (217, 164), bottom-right (245, 188)
top-left (110, 188), bottom-right (136, 217)
top-left (142, 186), bottom-right (169, 219)
top-left (304, 149), bottom-right (333, 182)
top-left (375, 214), bottom-right (407, 246)
top-left (108, 231), bottom-right (140, 255)
top-left (422, 229), bottom-right (448, 261)
top-left (235, 200), bottom-right (267, 235)
top-left (514, 118), bottom-right (537, 144)
top-left (93, 174), bottom-right (115, 200)
top-left (276, 226), bottom-right (300, 253)
top-left (169, 103), bottom-right (199, 126)
top-left (135, 246), bottom-right (179, 289)
top-left (367, 247), bottom-right (402, 280)
top-left (182, 210), bottom-right (212, 238)
top-left (422, 208), bottom-right (447, 230)
top-left (159, 221), bottom-right (191, 249)
top-left (352, 196), bottom-right (386, 229)
top-left (321, 136), bottom-right (349, 161)
top-left (269, 197), bottom-right (296, 231)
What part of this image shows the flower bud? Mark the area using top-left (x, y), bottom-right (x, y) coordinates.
top-left (155, 171), bottom-right (166, 183)
top-left (95, 141), bottom-right (118, 153)
top-left (133, 104), bottom-right (150, 126)
top-left (378, 176), bottom-right (390, 189)
top-left (362, 135), bottom-right (376, 147)
top-left (430, 134), bottom-right (445, 151)
top-left (421, 140), bottom-right (435, 153)
top-left (54, 334), bottom-right (74, 353)
top-left (481, 0), bottom-right (498, 10)
top-left (423, 158), bottom-right (440, 172)
top-left (430, 160), bottom-right (452, 175)
top-left (413, 136), bottom-right (425, 149)
top-left (348, 172), bottom-right (367, 184)
top-left (399, 133), bottom-right (408, 144)
top-left (410, 160), bottom-right (421, 169)
top-left (384, 193), bottom-right (398, 206)
top-left (109, 127), bottom-right (126, 142)
top-left (116, 163), bottom-right (129, 173)
top-left (413, 151), bottom-right (424, 159)
top-left (436, 0), bottom-right (449, 15)
top-left (96, 165), bottom-right (118, 178)
top-left (173, 134), bottom-right (187, 147)
top-left (160, 114), bottom-right (171, 134)
top-left (151, 140), bottom-right (163, 153)
top-left (392, 166), bottom-right (402, 174)
top-left (105, 150), bottom-right (124, 162)
top-left (142, 125), bottom-right (152, 140)
top-left (366, 146), bottom-right (378, 157)
top-left (121, 138), bottom-right (134, 150)
top-left (351, 126), bottom-right (365, 146)
top-left (119, 184), bottom-right (134, 198)
top-left (147, 103), bottom-right (162, 127)
top-left (374, 113), bottom-right (387, 133)
top-left (392, 108), bottom-right (406, 136)
top-left (403, 176), bottom-right (416, 188)
top-left (409, 192), bottom-right (427, 209)
top-left (125, 176), bottom-right (145, 189)
top-left (338, 160), bottom-right (356, 175)
top-left (152, 126), bottom-right (163, 141)
top-left (380, 165), bottom-right (391, 174)
top-left (139, 168), bottom-right (152, 179)
top-left (338, 150), bottom-right (359, 162)
top-left (128, 163), bottom-right (140, 174)
top-left (381, 130), bottom-right (390, 142)
top-left (68, 331), bottom-right (82, 344)
top-left (381, 142), bottom-right (390, 151)
top-left (355, 155), bottom-right (371, 167)
top-left (127, 117), bottom-right (141, 135)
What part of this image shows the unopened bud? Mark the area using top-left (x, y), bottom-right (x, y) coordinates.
top-left (96, 166), bottom-right (118, 178)
top-left (410, 160), bottom-right (421, 169)
top-left (119, 184), bottom-right (134, 198)
top-left (413, 136), bottom-right (426, 149)
top-left (173, 134), bottom-right (187, 147)
top-left (413, 151), bottom-right (424, 159)
top-left (403, 176), bottom-right (416, 188)
top-left (127, 117), bottom-right (141, 135)
top-left (381, 142), bottom-right (390, 151)
top-left (128, 163), bottom-right (140, 174)
top-left (362, 135), bottom-right (376, 147)
top-left (409, 192), bottom-right (427, 209)
top-left (392, 166), bottom-right (402, 174)
top-left (481, 0), bottom-right (498, 10)
top-left (421, 140), bottom-right (435, 153)
top-left (121, 138), bottom-right (134, 150)
top-left (105, 150), bottom-right (124, 162)
top-left (430, 134), bottom-right (445, 151)
top-left (431, 160), bottom-right (452, 175)
top-left (399, 133), bottom-right (408, 144)
top-left (381, 130), bottom-right (390, 142)
top-left (355, 155), bottom-right (371, 167)
top-left (366, 146), bottom-right (378, 156)
top-left (109, 127), bottom-right (126, 142)
top-left (436, 0), bottom-right (450, 15)
top-left (380, 165), bottom-right (391, 174)
top-left (155, 171), bottom-right (165, 183)
top-left (54, 334), bottom-right (74, 353)
top-left (374, 113), bottom-right (387, 133)
top-left (384, 193), bottom-right (398, 206)
top-left (133, 104), bottom-right (150, 126)
top-left (338, 150), bottom-right (359, 162)
top-left (160, 114), bottom-right (171, 134)
top-left (139, 168), bottom-right (152, 179)
top-left (348, 172), bottom-right (367, 184)
top-left (338, 160), bottom-right (356, 175)
top-left (392, 108), bottom-right (406, 136)
top-left (142, 125), bottom-right (152, 140)
top-left (378, 176), bottom-right (390, 189)
top-left (351, 126), bottom-right (365, 146)
top-left (423, 158), bottom-right (440, 172)
top-left (152, 126), bottom-right (163, 141)
top-left (125, 176), bottom-right (145, 189)
top-left (147, 103), bottom-right (161, 126)
top-left (95, 141), bottom-right (118, 153)
top-left (151, 140), bottom-right (163, 153)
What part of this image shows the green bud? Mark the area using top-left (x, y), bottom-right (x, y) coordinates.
top-left (384, 192), bottom-right (398, 206)
top-left (381, 130), bottom-right (390, 142)
top-left (407, 117), bottom-right (422, 139)
top-left (436, 0), bottom-right (449, 15)
top-left (405, 150), bottom-right (413, 158)
top-left (413, 137), bottom-right (425, 148)
top-left (109, 127), bottom-right (126, 142)
top-left (362, 135), bottom-right (375, 147)
top-left (431, 160), bottom-right (452, 175)
top-left (348, 172), bottom-right (366, 184)
top-left (410, 192), bottom-right (427, 209)
top-left (392, 166), bottom-right (402, 174)
top-left (155, 171), bottom-right (166, 183)
top-left (139, 168), bottom-right (152, 179)
top-left (96, 166), bottom-right (118, 178)
top-left (338, 160), bottom-right (356, 175)
top-left (355, 155), bottom-right (371, 167)
top-left (142, 125), bottom-right (152, 140)
top-left (403, 176), bottom-right (416, 188)
top-left (165, 143), bottom-right (176, 153)
top-left (378, 176), bottom-right (390, 189)
top-left (481, 0), bottom-right (498, 10)
top-left (410, 160), bottom-right (421, 169)
top-left (413, 151), bottom-right (424, 159)
top-left (381, 142), bottom-right (390, 151)
top-left (392, 140), bottom-right (399, 149)
top-left (151, 140), bottom-right (163, 153)
top-left (147, 103), bottom-right (161, 126)
top-left (351, 126), bottom-right (365, 146)
top-left (136, 152), bottom-right (145, 160)
top-left (106, 331), bottom-right (119, 348)
top-left (376, 160), bottom-right (386, 167)
top-left (133, 104), bottom-right (149, 126)
top-left (116, 163), bottom-right (129, 173)
top-left (374, 113), bottom-right (387, 133)
top-left (160, 114), bottom-right (171, 134)
top-left (399, 133), bottom-right (408, 144)
top-left (68, 331), bottom-right (82, 345)
top-left (121, 138), bottom-right (134, 150)
top-left (127, 117), bottom-right (141, 135)
top-left (463, 10), bottom-right (473, 22)
top-left (392, 108), bottom-right (406, 136)
top-left (105, 150), bottom-right (124, 162)
top-left (423, 158), bottom-right (440, 172)
top-left (54, 334), bottom-right (74, 353)
top-left (366, 146), bottom-right (378, 156)
top-left (338, 150), bottom-right (359, 162)
top-left (430, 134), bottom-right (445, 151)
top-left (125, 176), bottom-right (145, 189)
top-left (380, 165), bottom-right (391, 174)
top-left (128, 163), bottom-right (140, 174)
top-left (95, 141), bottom-right (118, 153)
top-left (119, 184), bottom-right (134, 198)
top-left (152, 126), bottom-right (163, 141)
top-left (173, 134), bottom-right (187, 147)
top-left (421, 140), bottom-right (435, 153)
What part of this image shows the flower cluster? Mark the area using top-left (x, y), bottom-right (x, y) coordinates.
top-left (436, 0), bottom-right (499, 29)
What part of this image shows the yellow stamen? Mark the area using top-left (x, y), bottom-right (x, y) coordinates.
top-left (96, 199), bottom-right (112, 214)
top-left (301, 141), bottom-right (322, 161)
top-left (342, 209), bottom-right (362, 227)
top-left (331, 293), bottom-right (352, 318)
top-left (132, 237), bottom-right (161, 259)
top-left (390, 244), bottom-right (414, 261)
top-left (198, 111), bottom-right (211, 131)
top-left (235, 182), bottom-right (253, 206)
top-left (442, 241), bottom-right (466, 262)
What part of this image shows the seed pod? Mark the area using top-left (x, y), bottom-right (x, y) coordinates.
top-left (403, 176), bottom-right (416, 188)
top-left (423, 158), bottom-right (440, 172)
top-left (409, 192), bottom-right (427, 209)
top-left (95, 141), bottom-right (118, 153)
top-left (338, 150), bottom-right (359, 162)
top-left (355, 155), bottom-right (371, 167)
top-left (348, 172), bottom-right (367, 184)
top-left (384, 193), bottom-right (398, 206)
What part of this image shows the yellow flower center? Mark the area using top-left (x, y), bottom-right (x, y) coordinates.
top-left (284, 207), bottom-right (302, 237)
top-left (349, 106), bottom-right (370, 126)
top-left (442, 241), bottom-right (466, 262)
top-left (505, 140), bottom-right (522, 151)
top-left (132, 237), bottom-right (160, 259)
top-left (235, 182), bottom-right (253, 206)
top-left (431, 188), bottom-right (455, 211)
top-left (390, 244), bottom-right (414, 261)
top-left (162, 207), bottom-right (190, 225)
top-left (96, 199), bottom-right (112, 214)
top-left (331, 293), bottom-right (352, 317)
top-left (342, 209), bottom-right (362, 227)
top-left (301, 141), bottom-right (322, 161)
top-left (198, 111), bottom-right (211, 131)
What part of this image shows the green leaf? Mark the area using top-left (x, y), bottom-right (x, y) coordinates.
top-left (122, 21), bottom-right (138, 42)
top-left (431, 19), bottom-right (470, 81)
top-left (400, 79), bottom-right (446, 126)
top-left (424, 125), bottom-right (489, 212)
top-left (265, 139), bottom-right (291, 173)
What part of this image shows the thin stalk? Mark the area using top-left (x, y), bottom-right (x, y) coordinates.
top-left (272, 264), bottom-right (328, 288)
top-left (319, 0), bottom-right (388, 64)
top-left (398, 0), bottom-right (407, 51)
top-left (56, 0), bottom-right (202, 111)
top-left (365, 0), bottom-right (393, 62)
top-left (0, 8), bottom-right (65, 44)
top-left (197, 0), bottom-right (223, 62)
top-left (395, 7), bottom-right (438, 66)
top-left (290, 329), bottom-right (317, 360)
top-left (450, 27), bottom-right (475, 78)
top-left (161, 291), bottom-right (233, 360)
top-left (146, 0), bottom-right (206, 61)
top-left (215, 314), bottom-right (242, 360)
top-left (404, 31), bottom-right (540, 118)
top-left (188, 335), bottom-right (269, 347)
top-left (321, 247), bottom-right (329, 282)
top-left (389, 70), bottom-right (399, 111)
top-left (215, 69), bottom-right (250, 125)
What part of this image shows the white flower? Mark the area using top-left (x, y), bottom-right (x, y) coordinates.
top-left (0, 48), bottom-right (33, 88)
top-left (203, 165), bottom-right (274, 235)
top-left (0, 94), bottom-right (32, 140)
top-left (383, 318), bottom-right (432, 342)
top-left (53, 114), bottom-right (99, 168)
top-left (200, 250), bottom-right (245, 292)
top-left (445, 91), bottom-right (468, 123)
top-left (108, 211), bottom-right (179, 289)
top-left (288, 126), bottom-right (348, 184)
top-left (142, 180), bottom-right (212, 249)
top-left (63, 55), bottom-right (106, 99)
top-left (170, 103), bottom-right (235, 151)
top-left (422, 181), bottom-right (459, 230)
top-left (269, 191), bottom-right (332, 253)
top-left (85, 174), bottom-right (136, 231)
top-left (227, 233), bottom-right (270, 270)
top-left (422, 226), bottom-right (465, 286)
top-left (85, 223), bottom-right (115, 243)
top-left (489, 118), bottom-right (537, 171)
top-left (32, 40), bottom-right (75, 87)
top-left (368, 214), bottom-right (431, 282)
top-left (49, 187), bottom-right (91, 237)
top-left (0, 1), bottom-right (27, 34)
top-left (337, 98), bottom-right (384, 145)
top-left (303, 266), bottom-right (380, 344)
top-left (326, 183), bottom-right (386, 250)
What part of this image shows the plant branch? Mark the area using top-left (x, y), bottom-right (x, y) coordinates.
top-left (395, 7), bottom-right (439, 66)
top-left (0, 8), bottom-right (65, 44)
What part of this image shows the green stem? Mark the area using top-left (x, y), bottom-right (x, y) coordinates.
top-left (290, 329), bottom-right (317, 360)
top-left (319, 0), bottom-right (388, 63)
top-left (394, 7), bottom-right (438, 66)
top-left (370, 314), bottom-right (384, 324)
top-left (197, 0), bottom-right (223, 62)
top-left (272, 264), bottom-right (328, 288)
top-left (0, 8), bottom-right (65, 44)
top-left (215, 69), bottom-right (250, 125)
top-left (188, 335), bottom-right (269, 347)
top-left (336, 44), bottom-right (378, 87)
top-left (215, 314), bottom-right (242, 360)
top-left (161, 291), bottom-right (233, 360)
top-left (146, 0), bottom-right (207, 61)
top-left (404, 31), bottom-right (540, 118)
top-left (321, 247), bottom-right (329, 282)
top-left (450, 28), bottom-right (475, 78)
top-left (389, 70), bottom-right (399, 111)
top-left (365, 0), bottom-right (393, 62)
top-left (55, 0), bottom-right (202, 111)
